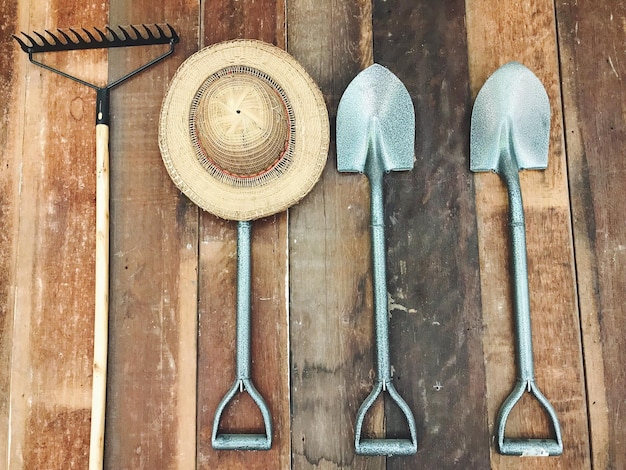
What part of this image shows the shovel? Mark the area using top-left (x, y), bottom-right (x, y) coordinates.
top-left (337, 63), bottom-right (418, 456)
top-left (470, 61), bottom-right (563, 456)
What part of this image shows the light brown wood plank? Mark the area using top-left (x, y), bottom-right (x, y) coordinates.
top-left (287, 1), bottom-right (386, 468)
top-left (555, 1), bottom-right (626, 468)
top-left (6, 0), bottom-right (109, 467)
top-left (104, 1), bottom-right (200, 468)
top-left (196, 2), bottom-right (290, 469)
top-left (0, 0), bottom-right (23, 464)
top-left (466, 0), bottom-right (591, 468)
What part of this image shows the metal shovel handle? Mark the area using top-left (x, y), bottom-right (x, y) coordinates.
top-left (353, 168), bottom-right (417, 456)
top-left (211, 221), bottom-right (272, 451)
top-left (495, 158), bottom-right (562, 456)
top-left (496, 379), bottom-right (563, 456)
top-left (354, 381), bottom-right (418, 456)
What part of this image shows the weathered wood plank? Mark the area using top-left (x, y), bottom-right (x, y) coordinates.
top-left (287, 1), bottom-right (387, 469)
top-left (104, 1), bottom-right (200, 468)
top-left (196, 2), bottom-right (290, 469)
top-left (466, 0), bottom-right (591, 468)
top-left (0, 0), bottom-right (22, 463)
top-left (555, 1), bottom-right (626, 468)
top-left (6, 0), bottom-right (108, 467)
top-left (371, 1), bottom-right (491, 468)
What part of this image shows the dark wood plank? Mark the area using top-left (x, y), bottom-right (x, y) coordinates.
top-left (196, 2), bottom-right (291, 469)
top-left (465, 0), bottom-right (591, 468)
top-left (556, 1), bottom-right (626, 468)
top-left (287, 1), bottom-right (387, 468)
top-left (371, 1), bottom-right (490, 468)
top-left (104, 2), bottom-right (200, 468)
top-left (5, 1), bottom-right (109, 467)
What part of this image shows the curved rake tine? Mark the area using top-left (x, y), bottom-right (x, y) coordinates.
top-left (117, 26), bottom-right (132, 41)
top-left (129, 25), bottom-right (143, 40)
top-left (154, 24), bottom-right (165, 38)
top-left (33, 31), bottom-right (52, 47)
top-left (105, 26), bottom-right (121, 42)
top-left (56, 29), bottom-right (73, 45)
top-left (12, 34), bottom-right (32, 52)
top-left (142, 24), bottom-right (156, 40)
top-left (81, 27), bottom-right (98, 44)
top-left (93, 27), bottom-right (108, 42)
top-left (44, 29), bottom-right (62, 46)
top-left (166, 23), bottom-right (178, 41)
top-left (69, 28), bottom-right (85, 44)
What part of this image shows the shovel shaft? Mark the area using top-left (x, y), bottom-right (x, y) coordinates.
top-left (502, 163), bottom-right (535, 382)
top-left (211, 220), bottom-right (273, 450)
top-left (369, 170), bottom-right (391, 383)
top-left (236, 220), bottom-right (252, 379)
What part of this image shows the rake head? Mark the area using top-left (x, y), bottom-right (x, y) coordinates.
top-left (13, 24), bottom-right (179, 54)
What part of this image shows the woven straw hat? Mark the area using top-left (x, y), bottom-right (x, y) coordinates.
top-left (159, 39), bottom-right (329, 221)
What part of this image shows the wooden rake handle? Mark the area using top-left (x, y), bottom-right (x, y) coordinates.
top-left (89, 122), bottom-right (110, 469)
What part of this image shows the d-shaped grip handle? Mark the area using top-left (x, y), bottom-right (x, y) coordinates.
top-left (496, 379), bottom-right (562, 456)
top-left (354, 381), bottom-right (417, 456)
top-left (212, 378), bottom-right (272, 451)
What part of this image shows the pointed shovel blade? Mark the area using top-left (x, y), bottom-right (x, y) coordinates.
top-left (337, 64), bottom-right (415, 174)
top-left (470, 62), bottom-right (550, 173)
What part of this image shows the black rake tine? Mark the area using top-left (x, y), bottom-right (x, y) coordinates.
top-left (166, 24), bottom-right (179, 42)
top-left (56, 29), bottom-right (74, 45)
top-left (93, 27), bottom-right (109, 42)
top-left (105, 26), bottom-right (121, 42)
top-left (117, 26), bottom-right (132, 41)
top-left (154, 24), bottom-right (165, 38)
top-left (33, 31), bottom-right (52, 47)
top-left (81, 28), bottom-right (98, 44)
top-left (44, 29), bottom-right (62, 45)
top-left (129, 25), bottom-right (143, 40)
top-left (12, 34), bottom-right (31, 52)
top-left (69, 28), bottom-right (85, 43)
top-left (143, 24), bottom-right (156, 40)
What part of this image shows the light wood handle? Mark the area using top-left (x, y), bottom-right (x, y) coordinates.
top-left (89, 123), bottom-right (110, 470)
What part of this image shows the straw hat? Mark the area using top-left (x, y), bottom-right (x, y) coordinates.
top-left (159, 39), bottom-right (329, 221)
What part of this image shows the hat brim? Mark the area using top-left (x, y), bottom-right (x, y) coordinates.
top-left (159, 39), bottom-right (329, 221)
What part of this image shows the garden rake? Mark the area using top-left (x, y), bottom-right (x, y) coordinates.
top-left (14, 24), bottom-right (179, 469)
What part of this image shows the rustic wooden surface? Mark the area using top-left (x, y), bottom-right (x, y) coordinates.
top-left (1, 0), bottom-right (624, 468)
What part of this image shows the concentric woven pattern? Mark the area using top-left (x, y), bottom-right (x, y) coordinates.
top-left (159, 39), bottom-right (329, 221)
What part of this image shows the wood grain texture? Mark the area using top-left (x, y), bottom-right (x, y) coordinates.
top-left (465, 0), bottom-right (591, 468)
top-left (104, 1), bottom-right (200, 469)
top-left (5, 1), bottom-right (108, 467)
top-left (196, 2), bottom-right (290, 469)
top-left (0, 0), bottom-right (22, 463)
top-left (373, 1), bottom-right (490, 468)
top-left (287, 1), bottom-right (385, 469)
top-left (555, 1), bottom-right (626, 468)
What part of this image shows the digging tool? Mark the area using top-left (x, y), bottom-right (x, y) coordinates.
top-left (14, 25), bottom-right (179, 469)
top-left (336, 63), bottom-right (418, 456)
top-left (470, 61), bottom-right (563, 456)
top-left (158, 40), bottom-right (329, 451)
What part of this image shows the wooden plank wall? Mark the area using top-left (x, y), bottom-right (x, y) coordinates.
top-left (1, 0), bottom-right (624, 469)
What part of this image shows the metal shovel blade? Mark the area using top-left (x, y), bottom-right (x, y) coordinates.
top-left (337, 63), bottom-right (417, 456)
top-left (470, 61), bottom-right (550, 173)
top-left (337, 63), bottom-right (414, 174)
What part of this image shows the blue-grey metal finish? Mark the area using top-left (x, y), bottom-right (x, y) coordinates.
top-left (470, 62), bottom-right (562, 456)
top-left (337, 63), bottom-right (417, 456)
top-left (212, 220), bottom-right (272, 451)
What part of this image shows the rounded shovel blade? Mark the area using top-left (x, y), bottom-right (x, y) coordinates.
top-left (336, 63), bottom-right (415, 173)
top-left (470, 62), bottom-right (550, 173)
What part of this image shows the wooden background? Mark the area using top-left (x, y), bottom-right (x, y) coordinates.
top-left (1, 0), bottom-right (624, 468)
